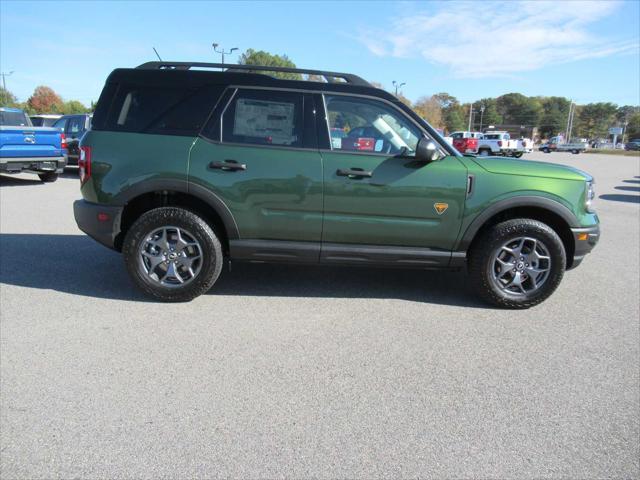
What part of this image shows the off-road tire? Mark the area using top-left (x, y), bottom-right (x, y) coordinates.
top-left (38, 172), bottom-right (58, 183)
top-left (122, 207), bottom-right (223, 302)
top-left (468, 218), bottom-right (566, 309)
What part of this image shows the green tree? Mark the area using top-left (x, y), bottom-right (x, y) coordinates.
top-left (575, 102), bottom-right (618, 139)
top-left (61, 100), bottom-right (89, 114)
top-left (238, 49), bottom-right (301, 80)
top-left (476, 98), bottom-right (502, 129)
top-left (0, 87), bottom-right (18, 107)
top-left (432, 93), bottom-right (465, 132)
top-left (538, 96), bottom-right (571, 138)
top-left (496, 93), bottom-right (542, 126)
top-left (625, 112), bottom-right (640, 140)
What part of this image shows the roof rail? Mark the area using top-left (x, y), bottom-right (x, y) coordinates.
top-left (135, 61), bottom-right (371, 87)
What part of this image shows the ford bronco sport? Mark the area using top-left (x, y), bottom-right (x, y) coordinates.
top-left (73, 61), bottom-right (599, 308)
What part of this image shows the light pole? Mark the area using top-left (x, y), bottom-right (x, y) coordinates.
top-left (468, 102), bottom-right (474, 131)
top-left (479, 105), bottom-right (485, 132)
top-left (392, 80), bottom-right (406, 96)
top-left (0, 71), bottom-right (14, 91)
top-left (212, 43), bottom-right (238, 65)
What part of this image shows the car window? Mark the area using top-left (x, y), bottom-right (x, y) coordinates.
top-left (222, 89), bottom-right (304, 147)
top-left (450, 132), bottom-right (463, 139)
top-left (53, 118), bottom-right (68, 129)
top-left (324, 95), bottom-right (421, 155)
top-left (105, 84), bottom-right (221, 136)
top-left (0, 110), bottom-right (31, 126)
top-left (67, 117), bottom-right (83, 134)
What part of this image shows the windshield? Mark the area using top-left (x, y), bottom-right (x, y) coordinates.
top-left (0, 110), bottom-right (31, 127)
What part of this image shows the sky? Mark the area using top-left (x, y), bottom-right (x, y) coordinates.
top-left (1, 0), bottom-right (639, 106)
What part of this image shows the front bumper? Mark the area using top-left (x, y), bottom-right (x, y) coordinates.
top-left (74, 200), bottom-right (123, 250)
top-left (569, 225), bottom-right (600, 269)
top-left (0, 155), bottom-right (67, 174)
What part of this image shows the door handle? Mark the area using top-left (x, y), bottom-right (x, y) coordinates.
top-left (336, 168), bottom-right (373, 178)
top-left (209, 160), bottom-right (247, 171)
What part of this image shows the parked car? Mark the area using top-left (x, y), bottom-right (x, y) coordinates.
top-left (450, 131), bottom-right (481, 154)
top-left (477, 131), bottom-right (519, 157)
top-left (625, 139), bottom-right (640, 151)
top-left (540, 136), bottom-right (587, 154)
top-left (52, 114), bottom-right (92, 165)
top-left (0, 107), bottom-right (67, 182)
top-left (74, 61), bottom-right (599, 308)
top-left (30, 114), bottom-right (62, 127)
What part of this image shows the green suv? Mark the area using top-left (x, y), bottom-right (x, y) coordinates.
top-left (73, 61), bottom-right (599, 307)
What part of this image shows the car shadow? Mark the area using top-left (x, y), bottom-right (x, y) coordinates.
top-left (615, 185), bottom-right (640, 192)
top-left (599, 194), bottom-right (640, 204)
top-left (0, 175), bottom-right (44, 187)
top-left (0, 233), bottom-right (488, 308)
top-left (623, 179), bottom-right (640, 184)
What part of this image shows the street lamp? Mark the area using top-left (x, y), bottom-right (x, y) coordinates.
top-left (392, 80), bottom-right (406, 96)
top-left (0, 71), bottom-right (14, 91)
top-left (212, 43), bottom-right (238, 65)
top-left (479, 105), bottom-right (485, 132)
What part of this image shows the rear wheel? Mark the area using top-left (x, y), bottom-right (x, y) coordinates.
top-left (542, 147), bottom-right (550, 153)
top-left (122, 207), bottom-right (223, 302)
top-left (571, 149), bottom-right (580, 154)
top-left (512, 152), bottom-right (523, 158)
top-left (469, 219), bottom-right (566, 308)
top-left (38, 172), bottom-right (58, 183)
top-left (479, 149), bottom-right (491, 157)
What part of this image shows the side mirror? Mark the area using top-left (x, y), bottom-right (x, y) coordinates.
top-left (415, 138), bottom-right (441, 163)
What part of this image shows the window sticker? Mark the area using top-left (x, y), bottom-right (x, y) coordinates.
top-left (233, 99), bottom-right (296, 145)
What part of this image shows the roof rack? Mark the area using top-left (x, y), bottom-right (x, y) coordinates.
top-left (135, 61), bottom-right (371, 87)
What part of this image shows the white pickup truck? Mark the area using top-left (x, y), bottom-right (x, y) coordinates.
top-left (477, 131), bottom-right (518, 157)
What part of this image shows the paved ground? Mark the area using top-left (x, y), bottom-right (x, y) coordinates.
top-left (1, 151), bottom-right (639, 479)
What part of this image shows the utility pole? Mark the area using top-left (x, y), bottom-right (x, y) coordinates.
top-left (0, 71), bottom-right (14, 91)
top-left (479, 105), bottom-right (485, 132)
top-left (468, 103), bottom-right (473, 131)
top-left (565, 102), bottom-right (574, 143)
top-left (212, 43), bottom-right (238, 65)
top-left (392, 80), bottom-right (406, 96)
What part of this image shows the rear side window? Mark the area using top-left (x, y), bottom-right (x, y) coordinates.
top-left (102, 84), bottom-right (222, 136)
top-left (0, 110), bottom-right (31, 127)
top-left (222, 89), bottom-right (304, 147)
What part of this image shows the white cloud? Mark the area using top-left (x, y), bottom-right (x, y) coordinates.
top-left (357, 0), bottom-right (638, 77)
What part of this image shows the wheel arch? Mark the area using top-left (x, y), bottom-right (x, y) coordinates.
top-left (113, 179), bottom-right (239, 252)
top-left (458, 196), bottom-right (579, 268)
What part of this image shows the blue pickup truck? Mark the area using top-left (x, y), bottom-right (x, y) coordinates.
top-left (0, 107), bottom-right (67, 182)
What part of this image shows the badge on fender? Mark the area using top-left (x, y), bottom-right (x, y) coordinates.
top-left (434, 202), bottom-right (448, 215)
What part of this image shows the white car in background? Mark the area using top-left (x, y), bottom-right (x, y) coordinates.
top-left (477, 131), bottom-right (519, 157)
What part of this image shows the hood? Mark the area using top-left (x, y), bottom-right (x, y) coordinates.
top-left (473, 157), bottom-right (591, 181)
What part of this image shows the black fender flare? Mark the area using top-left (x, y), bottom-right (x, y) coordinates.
top-left (455, 195), bottom-right (579, 251)
top-left (112, 178), bottom-right (239, 240)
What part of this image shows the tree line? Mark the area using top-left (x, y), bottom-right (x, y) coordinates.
top-left (0, 85), bottom-right (92, 115)
top-left (2, 48), bottom-right (639, 140)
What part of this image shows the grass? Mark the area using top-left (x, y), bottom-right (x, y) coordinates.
top-left (583, 149), bottom-right (640, 156)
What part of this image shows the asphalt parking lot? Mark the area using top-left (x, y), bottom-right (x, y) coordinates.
top-left (1, 151), bottom-right (639, 478)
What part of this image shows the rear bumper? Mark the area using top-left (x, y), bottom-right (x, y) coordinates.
top-left (569, 225), bottom-right (600, 270)
top-left (0, 155), bottom-right (67, 174)
top-left (74, 200), bottom-right (123, 250)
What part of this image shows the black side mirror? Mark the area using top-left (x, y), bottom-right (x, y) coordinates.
top-left (415, 137), bottom-right (440, 163)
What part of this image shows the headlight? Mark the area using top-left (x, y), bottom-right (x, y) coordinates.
top-left (585, 180), bottom-right (596, 212)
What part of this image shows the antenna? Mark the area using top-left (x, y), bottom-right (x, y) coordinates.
top-left (153, 47), bottom-right (163, 61)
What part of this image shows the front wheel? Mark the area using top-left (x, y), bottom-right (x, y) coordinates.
top-left (38, 172), bottom-right (58, 183)
top-left (122, 207), bottom-right (223, 302)
top-left (542, 148), bottom-right (550, 153)
top-left (571, 149), bottom-right (580, 154)
top-left (479, 149), bottom-right (491, 157)
top-left (512, 152), bottom-right (523, 158)
top-left (468, 219), bottom-right (566, 308)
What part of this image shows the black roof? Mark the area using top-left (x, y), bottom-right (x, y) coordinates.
top-left (104, 61), bottom-right (399, 104)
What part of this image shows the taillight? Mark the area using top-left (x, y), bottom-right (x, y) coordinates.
top-left (498, 140), bottom-right (503, 147)
top-left (522, 140), bottom-right (528, 147)
top-left (79, 146), bottom-right (91, 185)
top-left (60, 133), bottom-right (67, 149)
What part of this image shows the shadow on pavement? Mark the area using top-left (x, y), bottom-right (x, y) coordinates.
top-left (599, 194), bottom-right (640, 204)
top-left (0, 175), bottom-right (43, 187)
top-left (615, 186), bottom-right (640, 192)
top-left (623, 179), bottom-right (640, 184)
top-left (0, 233), bottom-right (486, 307)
